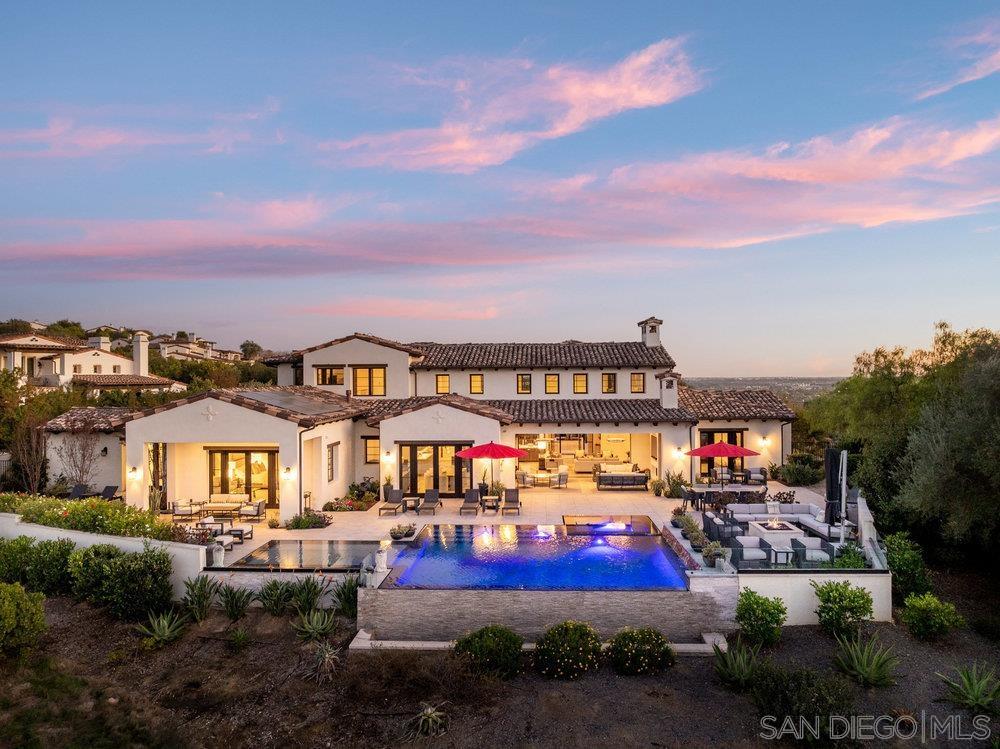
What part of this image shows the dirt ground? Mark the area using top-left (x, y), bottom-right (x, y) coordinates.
top-left (1, 571), bottom-right (997, 748)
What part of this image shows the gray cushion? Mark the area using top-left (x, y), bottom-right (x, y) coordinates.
top-left (740, 549), bottom-right (767, 561)
top-left (805, 549), bottom-right (830, 562)
top-left (732, 513), bottom-right (754, 522)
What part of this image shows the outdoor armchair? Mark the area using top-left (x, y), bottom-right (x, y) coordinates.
top-left (239, 500), bottom-right (266, 522)
top-left (729, 536), bottom-right (773, 569)
top-left (791, 537), bottom-right (835, 567)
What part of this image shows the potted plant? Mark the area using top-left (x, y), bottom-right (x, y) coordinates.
top-left (701, 541), bottom-right (724, 567)
top-left (689, 530), bottom-right (706, 553)
top-left (382, 475), bottom-right (394, 501)
top-left (649, 478), bottom-right (666, 497)
top-left (389, 523), bottom-right (416, 540)
top-left (478, 469), bottom-right (490, 499)
top-left (488, 480), bottom-right (505, 498)
top-left (670, 506), bottom-right (685, 528)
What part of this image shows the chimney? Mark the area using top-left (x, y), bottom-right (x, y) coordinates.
top-left (658, 371), bottom-right (680, 409)
top-left (88, 336), bottom-right (111, 352)
top-left (638, 316), bottom-right (663, 348)
top-left (132, 331), bottom-right (149, 376)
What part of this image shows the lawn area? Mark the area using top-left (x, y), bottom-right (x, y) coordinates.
top-left (0, 571), bottom-right (997, 748)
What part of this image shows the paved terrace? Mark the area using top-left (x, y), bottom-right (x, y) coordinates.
top-left (215, 481), bottom-right (827, 564)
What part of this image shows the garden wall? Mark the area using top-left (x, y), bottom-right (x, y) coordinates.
top-left (0, 512), bottom-right (206, 598)
top-left (738, 569), bottom-right (892, 625)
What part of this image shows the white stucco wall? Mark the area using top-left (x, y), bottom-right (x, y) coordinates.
top-left (276, 363), bottom-right (296, 386)
top-left (45, 432), bottom-right (124, 492)
top-left (377, 405), bottom-right (504, 489)
top-left (413, 367), bottom-right (660, 400)
top-left (302, 338), bottom-right (412, 398)
top-left (739, 571), bottom-right (893, 625)
top-left (691, 419), bottom-right (791, 480)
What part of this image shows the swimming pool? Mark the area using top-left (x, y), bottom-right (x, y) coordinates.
top-left (385, 523), bottom-right (688, 590)
top-left (218, 539), bottom-right (405, 572)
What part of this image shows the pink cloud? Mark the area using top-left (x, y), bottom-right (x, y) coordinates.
top-left (208, 193), bottom-right (365, 230)
top-left (322, 38), bottom-right (703, 173)
top-left (301, 297), bottom-right (501, 321)
top-left (917, 22), bottom-right (1000, 99)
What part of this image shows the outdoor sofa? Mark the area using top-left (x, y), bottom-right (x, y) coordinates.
top-left (594, 463), bottom-right (649, 491)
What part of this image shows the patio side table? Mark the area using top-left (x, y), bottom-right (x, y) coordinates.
top-left (481, 495), bottom-right (500, 512)
top-left (770, 545), bottom-right (794, 567)
top-left (401, 497), bottom-right (420, 513)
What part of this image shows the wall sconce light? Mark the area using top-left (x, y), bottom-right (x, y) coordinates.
top-left (760, 436), bottom-right (771, 447)
top-left (536, 439), bottom-right (548, 451)
top-left (127, 465), bottom-right (141, 480)
top-left (382, 449), bottom-right (395, 464)
top-left (100, 446), bottom-right (108, 456)
top-left (672, 447), bottom-right (685, 460)
top-left (281, 465), bottom-right (295, 480)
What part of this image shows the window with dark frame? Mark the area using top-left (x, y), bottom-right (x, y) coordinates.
top-left (469, 373), bottom-right (484, 394)
top-left (363, 437), bottom-right (380, 464)
top-left (573, 373), bottom-right (588, 394)
top-left (113, 365), bottom-right (121, 374)
top-left (72, 364), bottom-right (81, 373)
top-left (315, 366), bottom-right (345, 386)
top-left (516, 373), bottom-right (531, 394)
top-left (435, 374), bottom-right (450, 394)
top-left (601, 372), bottom-right (617, 393)
top-left (631, 372), bottom-right (646, 393)
top-left (93, 365), bottom-right (102, 374)
top-left (545, 373), bottom-right (559, 394)
top-left (327, 442), bottom-right (339, 482)
top-left (354, 366), bottom-right (386, 396)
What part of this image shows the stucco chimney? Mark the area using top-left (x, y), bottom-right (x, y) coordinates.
top-left (638, 316), bottom-right (663, 348)
top-left (657, 371), bottom-right (680, 409)
top-left (88, 336), bottom-right (111, 352)
top-left (132, 331), bottom-right (149, 376)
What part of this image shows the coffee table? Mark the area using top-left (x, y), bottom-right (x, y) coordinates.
top-left (530, 472), bottom-right (553, 487)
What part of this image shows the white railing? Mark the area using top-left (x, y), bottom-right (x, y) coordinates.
top-left (855, 495), bottom-right (888, 569)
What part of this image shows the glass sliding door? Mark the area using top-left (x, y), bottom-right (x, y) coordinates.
top-left (209, 449), bottom-right (278, 508)
top-left (398, 443), bottom-right (472, 497)
top-left (697, 430), bottom-right (745, 478)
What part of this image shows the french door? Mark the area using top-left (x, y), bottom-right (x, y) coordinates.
top-left (208, 449), bottom-right (278, 507)
top-left (698, 430), bottom-right (745, 478)
top-left (398, 443), bottom-right (472, 497)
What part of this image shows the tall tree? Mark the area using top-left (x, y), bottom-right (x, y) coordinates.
top-left (240, 339), bottom-right (263, 360)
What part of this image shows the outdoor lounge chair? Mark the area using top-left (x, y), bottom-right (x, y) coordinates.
top-left (729, 536), bottom-right (774, 569)
top-left (711, 467), bottom-right (733, 484)
top-left (379, 489), bottom-right (404, 516)
top-left (501, 488), bottom-right (521, 515)
top-left (239, 499), bottom-right (265, 522)
top-left (68, 484), bottom-right (88, 499)
top-left (170, 501), bottom-right (198, 521)
top-left (98, 485), bottom-right (119, 500)
top-left (416, 489), bottom-right (441, 515)
top-left (229, 524), bottom-right (254, 544)
top-left (459, 489), bottom-right (480, 515)
top-left (680, 487), bottom-right (699, 512)
top-left (791, 537), bottom-right (835, 567)
top-left (746, 467), bottom-right (768, 485)
top-left (197, 515), bottom-right (232, 537)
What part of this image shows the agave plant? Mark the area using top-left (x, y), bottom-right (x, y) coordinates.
top-left (713, 643), bottom-right (761, 690)
top-left (218, 584), bottom-right (255, 622)
top-left (407, 702), bottom-right (448, 739)
top-left (136, 610), bottom-right (187, 648)
top-left (305, 640), bottom-right (341, 683)
top-left (937, 663), bottom-right (1000, 714)
top-left (256, 579), bottom-right (294, 616)
top-left (292, 609), bottom-right (337, 641)
top-left (290, 575), bottom-right (331, 614)
top-left (834, 634), bottom-right (898, 687)
top-left (181, 575), bottom-right (221, 622)
top-left (332, 574), bottom-right (360, 619)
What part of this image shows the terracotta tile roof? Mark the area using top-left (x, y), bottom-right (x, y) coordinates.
top-left (0, 333), bottom-right (88, 351)
top-left (409, 341), bottom-right (676, 369)
top-left (118, 386), bottom-right (368, 427)
top-left (72, 374), bottom-right (181, 388)
top-left (299, 333), bottom-right (424, 357)
top-left (485, 399), bottom-right (696, 424)
top-left (362, 395), bottom-right (515, 426)
top-left (261, 352), bottom-right (301, 365)
top-left (678, 387), bottom-right (796, 421)
top-left (43, 406), bottom-right (132, 433)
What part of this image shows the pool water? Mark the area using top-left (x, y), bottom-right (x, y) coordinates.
top-left (386, 524), bottom-right (688, 590)
top-left (220, 540), bottom-right (404, 571)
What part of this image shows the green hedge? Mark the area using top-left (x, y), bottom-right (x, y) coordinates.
top-left (0, 582), bottom-right (46, 654)
top-left (67, 544), bottom-right (124, 603)
top-left (16, 497), bottom-right (173, 540)
top-left (0, 536), bottom-right (76, 595)
top-left (101, 547), bottom-right (174, 621)
top-left (454, 625), bottom-right (524, 679)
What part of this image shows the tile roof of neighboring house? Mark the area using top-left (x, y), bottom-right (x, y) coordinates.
top-left (485, 399), bottom-right (696, 424)
top-left (262, 352), bottom-right (301, 365)
top-left (71, 374), bottom-right (182, 388)
top-left (678, 387), bottom-right (796, 421)
top-left (362, 394), bottom-right (516, 426)
top-left (299, 333), bottom-right (425, 357)
top-left (408, 341), bottom-right (676, 369)
top-left (117, 386), bottom-right (368, 427)
top-left (43, 406), bottom-right (133, 433)
top-left (41, 347), bottom-right (136, 362)
top-left (0, 333), bottom-right (88, 351)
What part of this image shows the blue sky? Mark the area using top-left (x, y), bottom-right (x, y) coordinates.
top-left (1, 2), bottom-right (998, 374)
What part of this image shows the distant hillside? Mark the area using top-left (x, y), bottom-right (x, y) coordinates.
top-left (684, 377), bottom-right (843, 406)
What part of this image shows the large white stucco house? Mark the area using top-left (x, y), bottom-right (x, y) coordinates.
top-left (49, 316), bottom-right (794, 520)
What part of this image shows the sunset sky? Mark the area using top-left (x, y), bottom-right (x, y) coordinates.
top-left (2, 2), bottom-right (998, 375)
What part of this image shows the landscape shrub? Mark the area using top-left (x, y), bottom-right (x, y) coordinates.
top-left (256, 579), bottom-right (294, 616)
top-left (292, 609), bottom-right (337, 641)
top-left (135, 610), bottom-right (186, 649)
top-left (713, 643), bottom-right (762, 690)
top-left (833, 634), bottom-right (898, 687)
top-left (900, 593), bottom-right (965, 641)
top-left (607, 627), bottom-right (675, 675)
top-left (780, 461), bottom-right (823, 486)
top-left (0, 581), bottom-right (46, 654)
top-left (321, 501), bottom-right (336, 512)
top-left (937, 663), bottom-right (999, 715)
top-left (831, 543), bottom-right (866, 569)
top-left (663, 470), bottom-right (689, 498)
top-left (285, 509), bottom-right (329, 529)
top-left (16, 497), bottom-right (173, 540)
top-left (0, 535), bottom-right (36, 585)
top-left (751, 664), bottom-right (854, 743)
top-left (102, 547), bottom-right (173, 621)
top-left (453, 625), bottom-right (524, 679)
top-left (331, 574), bottom-right (360, 619)
top-left (306, 641), bottom-right (340, 683)
top-left (218, 585), bottom-right (254, 621)
top-left (24, 538), bottom-right (75, 595)
top-left (67, 544), bottom-right (123, 603)
top-left (228, 627), bottom-right (251, 653)
top-left (812, 580), bottom-right (873, 638)
top-left (0, 492), bottom-right (37, 514)
top-left (290, 575), bottom-right (330, 613)
top-left (883, 533), bottom-right (931, 603)
top-left (533, 621), bottom-right (602, 680)
top-left (181, 575), bottom-right (220, 622)
top-left (735, 588), bottom-right (787, 646)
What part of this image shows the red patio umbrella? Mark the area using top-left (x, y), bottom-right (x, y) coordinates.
top-left (455, 441), bottom-right (527, 489)
top-left (685, 442), bottom-right (760, 486)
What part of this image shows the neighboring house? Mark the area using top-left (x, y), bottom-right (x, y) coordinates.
top-left (101, 316), bottom-right (793, 521)
top-left (28, 320), bottom-right (47, 331)
top-left (156, 335), bottom-right (243, 362)
top-left (43, 407), bottom-right (130, 492)
top-left (0, 331), bottom-right (184, 394)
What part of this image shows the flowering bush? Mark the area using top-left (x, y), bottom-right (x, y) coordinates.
top-left (607, 627), bottom-right (675, 675)
top-left (323, 493), bottom-right (378, 512)
top-left (735, 588), bottom-right (787, 646)
top-left (16, 498), bottom-right (173, 540)
top-left (286, 509), bottom-right (329, 529)
top-left (0, 492), bottom-right (39, 514)
top-left (533, 621), bottom-right (602, 680)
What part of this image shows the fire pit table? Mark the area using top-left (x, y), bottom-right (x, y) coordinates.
top-left (748, 519), bottom-right (805, 547)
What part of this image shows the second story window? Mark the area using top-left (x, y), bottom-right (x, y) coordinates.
top-left (93, 365), bottom-right (102, 374)
top-left (354, 366), bottom-right (386, 396)
top-left (602, 373), bottom-right (617, 393)
top-left (315, 366), bottom-right (344, 386)
top-left (436, 374), bottom-right (450, 394)
top-left (72, 364), bottom-right (81, 374)
top-left (631, 372), bottom-right (646, 393)
top-left (113, 365), bottom-right (121, 374)
top-left (516, 373), bottom-right (531, 394)
top-left (362, 437), bottom-right (380, 463)
top-left (573, 373), bottom-right (588, 394)
top-left (469, 373), bottom-right (484, 394)
top-left (545, 374), bottom-right (559, 394)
